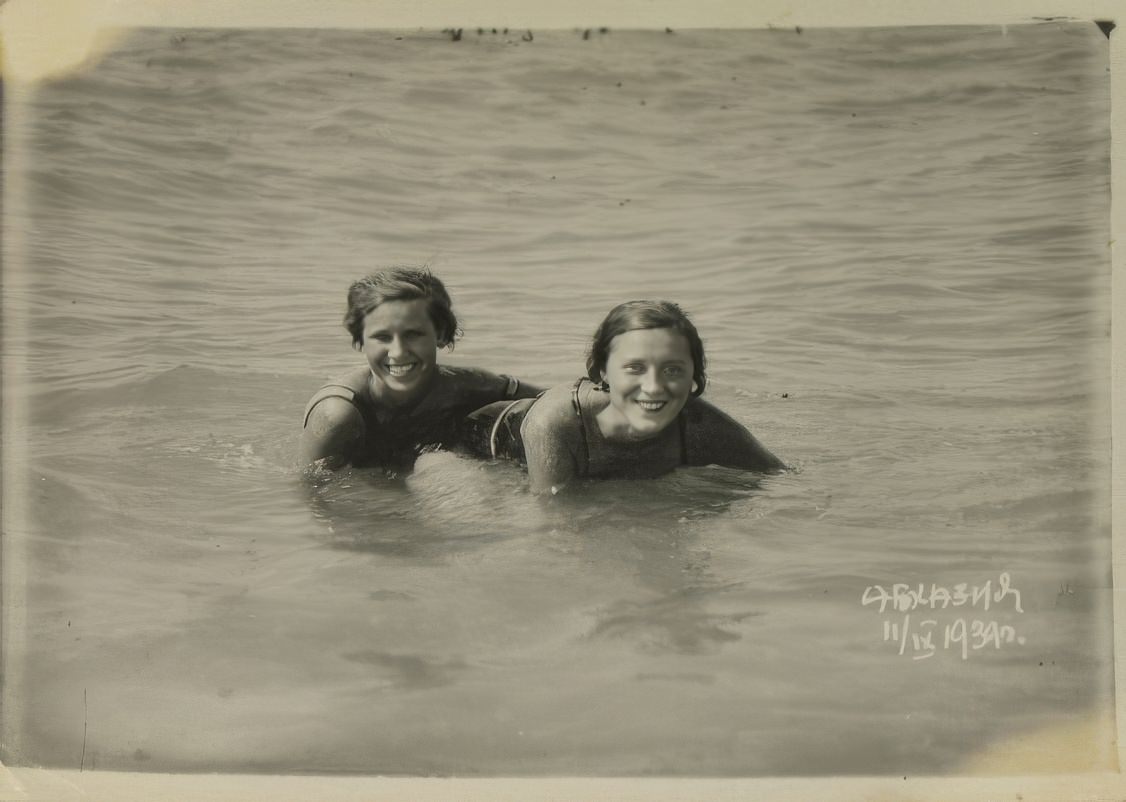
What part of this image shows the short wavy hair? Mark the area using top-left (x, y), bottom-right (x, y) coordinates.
top-left (343, 267), bottom-right (462, 348)
top-left (585, 300), bottom-right (707, 397)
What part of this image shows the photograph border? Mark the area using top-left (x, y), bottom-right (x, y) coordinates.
top-left (0, 0), bottom-right (1121, 799)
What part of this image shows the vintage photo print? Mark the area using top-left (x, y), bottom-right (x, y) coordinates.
top-left (0, 0), bottom-right (1121, 799)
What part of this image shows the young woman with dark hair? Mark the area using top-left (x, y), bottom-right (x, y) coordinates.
top-left (301, 267), bottom-right (540, 472)
top-left (465, 300), bottom-right (784, 494)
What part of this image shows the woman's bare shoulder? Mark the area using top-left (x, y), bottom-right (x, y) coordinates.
top-left (521, 383), bottom-right (579, 433)
top-left (300, 396), bottom-right (365, 468)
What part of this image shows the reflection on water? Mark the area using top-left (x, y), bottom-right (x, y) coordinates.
top-left (590, 583), bottom-right (763, 656)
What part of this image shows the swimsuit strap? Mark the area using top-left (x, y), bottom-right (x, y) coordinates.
top-left (570, 377), bottom-right (592, 476)
top-left (570, 377), bottom-right (586, 417)
top-left (302, 383), bottom-right (359, 428)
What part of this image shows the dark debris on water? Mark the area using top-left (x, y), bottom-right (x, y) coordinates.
top-left (440, 27), bottom-right (616, 43)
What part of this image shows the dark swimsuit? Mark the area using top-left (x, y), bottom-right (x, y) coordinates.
top-left (465, 378), bottom-right (690, 476)
top-left (304, 366), bottom-right (524, 470)
top-left (463, 395), bottom-right (539, 463)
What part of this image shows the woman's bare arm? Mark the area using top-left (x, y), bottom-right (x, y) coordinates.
top-left (684, 398), bottom-right (786, 472)
top-left (520, 387), bottom-right (583, 495)
top-left (299, 396), bottom-right (365, 470)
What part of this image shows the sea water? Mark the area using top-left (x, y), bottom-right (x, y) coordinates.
top-left (1, 23), bottom-right (1113, 775)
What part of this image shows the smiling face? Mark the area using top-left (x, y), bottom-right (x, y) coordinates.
top-left (598, 327), bottom-right (695, 440)
top-left (359, 298), bottom-right (442, 406)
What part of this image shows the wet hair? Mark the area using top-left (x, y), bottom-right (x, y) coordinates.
top-left (343, 267), bottom-right (462, 349)
top-left (586, 300), bottom-right (707, 397)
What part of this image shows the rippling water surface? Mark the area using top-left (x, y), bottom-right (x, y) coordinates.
top-left (1, 23), bottom-right (1113, 775)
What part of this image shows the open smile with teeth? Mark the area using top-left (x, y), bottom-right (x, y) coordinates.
top-left (384, 362), bottom-right (420, 378)
top-left (635, 399), bottom-right (668, 412)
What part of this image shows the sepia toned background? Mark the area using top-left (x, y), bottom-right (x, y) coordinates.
top-left (1, 1), bottom-right (1120, 799)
